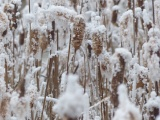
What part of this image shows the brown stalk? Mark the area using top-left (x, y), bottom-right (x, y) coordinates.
top-left (56, 29), bottom-right (59, 50)
top-left (4, 59), bottom-right (8, 89)
top-left (133, 0), bottom-right (136, 56)
top-left (67, 31), bottom-right (72, 74)
top-left (97, 62), bottom-right (105, 119)
top-left (152, 0), bottom-right (155, 25)
top-left (35, 60), bottom-right (40, 91)
top-left (51, 21), bottom-right (55, 41)
top-left (40, 55), bottom-right (54, 120)
top-left (52, 55), bottom-right (59, 98)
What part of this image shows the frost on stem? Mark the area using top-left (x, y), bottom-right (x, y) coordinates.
top-left (113, 84), bottom-right (141, 120)
top-left (53, 74), bottom-right (89, 120)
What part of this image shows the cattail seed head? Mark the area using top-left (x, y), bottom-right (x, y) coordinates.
top-left (9, 2), bottom-right (18, 30)
top-left (3, 3), bottom-right (13, 14)
top-left (30, 29), bottom-right (39, 54)
top-left (70, 0), bottom-right (78, 11)
top-left (92, 31), bottom-right (103, 56)
top-left (19, 32), bottom-right (25, 45)
top-left (99, 0), bottom-right (107, 9)
top-left (72, 15), bottom-right (85, 50)
top-left (39, 34), bottom-right (48, 51)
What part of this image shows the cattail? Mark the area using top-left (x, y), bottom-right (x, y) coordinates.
top-left (99, 0), bottom-right (107, 9)
top-left (110, 48), bottom-right (132, 108)
top-left (111, 0), bottom-right (120, 25)
top-left (0, 11), bottom-right (9, 38)
top-left (70, 0), bottom-right (78, 11)
top-left (72, 15), bottom-right (85, 51)
top-left (19, 32), bottom-right (25, 45)
top-left (30, 29), bottom-right (39, 54)
top-left (39, 34), bottom-right (48, 51)
top-left (4, 2), bottom-right (18, 30)
top-left (4, 4), bottom-right (13, 14)
top-left (111, 55), bottom-right (125, 108)
top-left (16, 79), bottom-right (26, 97)
top-left (92, 31), bottom-right (103, 56)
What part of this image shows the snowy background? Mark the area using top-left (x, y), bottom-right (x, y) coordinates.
top-left (0, 0), bottom-right (160, 120)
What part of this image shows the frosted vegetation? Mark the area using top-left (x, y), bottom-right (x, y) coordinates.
top-left (0, 0), bottom-right (160, 120)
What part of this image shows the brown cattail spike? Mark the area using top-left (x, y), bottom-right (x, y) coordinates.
top-left (30, 29), bottom-right (39, 54)
top-left (99, 0), bottom-right (107, 9)
top-left (92, 31), bottom-right (103, 56)
top-left (72, 15), bottom-right (85, 50)
top-left (19, 32), bottom-right (25, 45)
top-left (70, 0), bottom-right (78, 11)
top-left (4, 4), bottom-right (13, 13)
top-left (39, 34), bottom-right (48, 51)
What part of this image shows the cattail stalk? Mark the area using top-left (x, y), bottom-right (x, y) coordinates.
top-left (133, 0), bottom-right (136, 55)
top-left (4, 59), bottom-right (8, 88)
top-left (152, 0), bottom-right (155, 25)
top-left (67, 31), bottom-right (72, 74)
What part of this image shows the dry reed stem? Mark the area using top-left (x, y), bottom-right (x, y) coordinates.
top-left (67, 32), bottom-right (72, 74)
top-left (56, 30), bottom-right (59, 50)
top-left (41, 56), bottom-right (54, 120)
top-left (53, 55), bottom-right (59, 98)
top-left (35, 60), bottom-right (40, 91)
top-left (4, 59), bottom-right (8, 88)
top-left (133, 0), bottom-right (136, 55)
top-left (152, 0), bottom-right (155, 25)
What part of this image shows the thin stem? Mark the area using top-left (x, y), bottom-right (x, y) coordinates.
top-left (57, 29), bottom-right (59, 51)
top-left (152, 0), bottom-right (155, 25)
top-left (133, 0), bottom-right (136, 56)
top-left (67, 30), bottom-right (72, 74)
